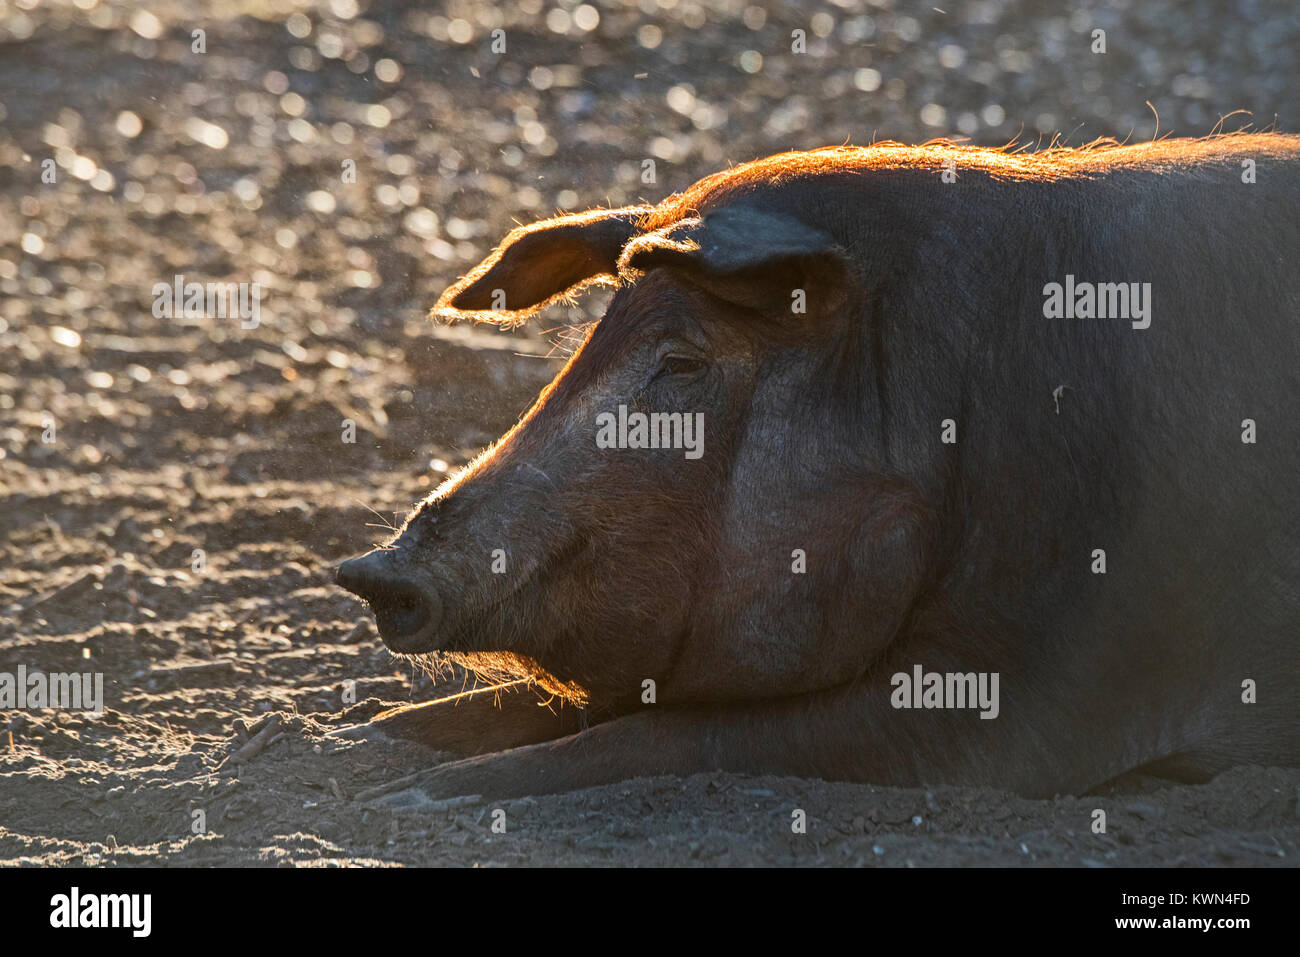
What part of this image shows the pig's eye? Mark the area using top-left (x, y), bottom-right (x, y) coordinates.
top-left (655, 354), bottom-right (708, 380)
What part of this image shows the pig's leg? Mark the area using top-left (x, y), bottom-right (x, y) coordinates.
top-left (386, 704), bottom-right (844, 801)
top-left (386, 681), bottom-right (1102, 800)
top-left (330, 679), bottom-right (585, 756)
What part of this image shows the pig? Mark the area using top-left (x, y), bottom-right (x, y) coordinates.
top-left (336, 134), bottom-right (1300, 800)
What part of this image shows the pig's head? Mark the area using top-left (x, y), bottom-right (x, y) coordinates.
top-left (338, 175), bottom-right (940, 710)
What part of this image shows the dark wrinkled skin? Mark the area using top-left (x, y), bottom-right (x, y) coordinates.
top-left (337, 135), bottom-right (1300, 800)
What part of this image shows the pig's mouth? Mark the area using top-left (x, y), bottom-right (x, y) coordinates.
top-left (431, 536), bottom-right (592, 653)
top-left (367, 585), bottom-right (436, 651)
top-left (336, 556), bottom-right (442, 653)
top-left (338, 538), bottom-right (590, 656)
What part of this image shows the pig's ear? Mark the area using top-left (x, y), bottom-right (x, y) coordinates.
top-left (617, 205), bottom-right (850, 315)
top-left (432, 206), bottom-right (654, 324)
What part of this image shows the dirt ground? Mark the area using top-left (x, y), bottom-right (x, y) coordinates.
top-left (2, 0), bottom-right (1298, 866)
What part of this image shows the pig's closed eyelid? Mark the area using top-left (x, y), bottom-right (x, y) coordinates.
top-left (650, 353), bottom-right (711, 385)
top-left (653, 338), bottom-right (709, 361)
top-left (658, 354), bottom-right (707, 371)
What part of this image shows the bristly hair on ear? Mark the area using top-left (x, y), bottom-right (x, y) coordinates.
top-left (430, 205), bottom-right (655, 327)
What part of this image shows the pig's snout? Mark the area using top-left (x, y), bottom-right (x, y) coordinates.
top-left (336, 549), bottom-right (442, 652)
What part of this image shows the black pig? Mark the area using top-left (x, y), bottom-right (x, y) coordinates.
top-left (337, 134), bottom-right (1300, 799)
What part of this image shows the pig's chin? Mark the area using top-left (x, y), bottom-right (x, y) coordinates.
top-left (396, 617), bottom-right (594, 706)
top-left (441, 650), bottom-right (589, 705)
